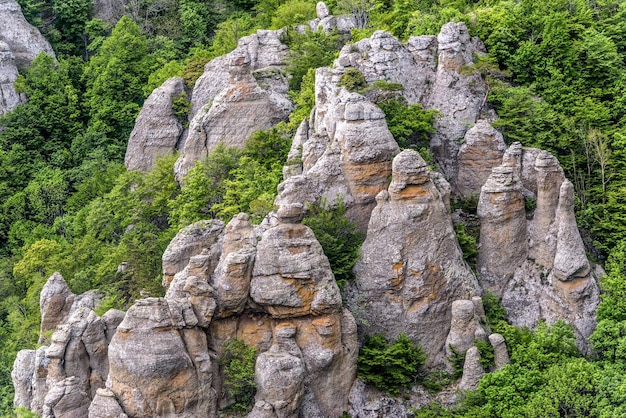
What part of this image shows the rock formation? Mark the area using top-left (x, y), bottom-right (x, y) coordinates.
top-left (458, 346), bottom-right (483, 391)
top-left (346, 150), bottom-right (480, 366)
top-left (174, 45), bottom-right (293, 178)
top-left (489, 333), bottom-right (510, 370)
top-left (12, 16), bottom-right (604, 417)
top-left (0, 0), bottom-right (55, 115)
top-left (456, 120), bottom-right (506, 198)
top-left (476, 144), bottom-right (600, 347)
top-left (124, 77), bottom-right (188, 171)
top-left (275, 78), bottom-right (399, 230)
top-left (0, 40), bottom-right (21, 115)
top-left (93, 0), bottom-right (126, 24)
top-left (0, 0), bottom-right (55, 69)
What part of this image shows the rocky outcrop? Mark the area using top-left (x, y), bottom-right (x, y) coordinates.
top-left (458, 346), bottom-right (483, 391)
top-left (346, 150), bottom-right (480, 366)
top-left (444, 298), bottom-right (488, 361)
top-left (489, 333), bottom-right (510, 370)
top-left (275, 70), bottom-right (400, 230)
top-left (249, 324), bottom-right (305, 418)
top-left (125, 77), bottom-right (187, 172)
top-left (426, 23), bottom-right (487, 184)
top-left (0, 40), bottom-right (21, 115)
top-left (93, 0), bottom-right (126, 24)
top-left (85, 212), bottom-right (356, 418)
top-left (13, 273), bottom-right (115, 416)
top-left (174, 31), bottom-right (293, 179)
top-left (456, 121), bottom-right (506, 198)
top-left (161, 219), bottom-right (224, 288)
top-left (107, 298), bottom-right (216, 417)
top-left (475, 145), bottom-right (600, 347)
top-left (0, 0), bottom-right (55, 68)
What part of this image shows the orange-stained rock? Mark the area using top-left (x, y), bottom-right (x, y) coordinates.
top-left (348, 150), bottom-right (480, 367)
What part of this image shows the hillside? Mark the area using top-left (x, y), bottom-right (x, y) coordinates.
top-left (2, 0), bottom-right (626, 416)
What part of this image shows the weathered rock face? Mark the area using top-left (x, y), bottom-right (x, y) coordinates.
top-left (0, 0), bottom-right (55, 68)
top-left (13, 273), bottom-right (115, 417)
top-left (275, 70), bottom-right (400, 230)
top-left (0, 40), bottom-right (21, 115)
top-left (40, 272), bottom-right (76, 344)
top-left (92, 212), bottom-right (356, 418)
top-left (161, 219), bottom-right (224, 288)
top-left (477, 165), bottom-right (528, 297)
top-left (456, 121), bottom-right (506, 198)
top-left (475, 145), bottom-right (600, 347)
top-left (276, 22), bottom-right (487, 231)
top-left (107, 298), bottom-right (216, 417)
top-left (489, 333), bottom-right (510, 370)
top-left (444, 298), bottom-right (488, 361)
top-left (458, 346), bottom-right (483, 391)
top-left (124, 77), bottom-right (187, 172)
top-left (250, 324), bottom-right (305, 418)
top-left (427, 22), bottom-right (487, 183)
top-left (174, 31), bottom-right (293, 179)
top-left (347, 150), bottom-right (480, 366)
top-left (335, 30), bottom-right (438, 105)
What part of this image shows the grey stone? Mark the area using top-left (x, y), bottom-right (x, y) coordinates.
top-left (347, 150), bottom-right (480, 367)
top-left (488, 333), bottom-right (510, 370)
top-left (162, 219), bottom-right (224, 288)
top-left (0, 40), bottom-right (21, 115)
top-left (125, 77), bottom-right (186, 172)
top-left (458, 346), bottom-right (483, 391)
top-left (0, 0), bottom-right (55, 69)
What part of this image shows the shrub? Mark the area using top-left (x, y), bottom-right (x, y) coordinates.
top-left (302, 198), bottom-right (364, 289)
top-left (475, 339), bottom-right (495, 371)
top-left (357, 333), bottom-right (427, 395)
top-left (453, 222), bottom-right (478, 269)
top-left (376, 97), bottom-right (438, 150)
top-left (220, 339), bottom-right (258, 414)
top-left (338, 68), bottom-right (368, 92)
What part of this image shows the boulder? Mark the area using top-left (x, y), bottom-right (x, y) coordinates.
top-left (250, 221), bottom-right (342, 318)
top-left (347, 149), bottom-right (479, 366)
top-left (125, 77), bottom-right (187, 172)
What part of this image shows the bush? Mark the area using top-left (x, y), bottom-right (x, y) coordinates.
top-left (338, 68), bottom-right (368, 92)
top-left (302, 198), bottom-right (364, 289)
top-left (357, 333), bottom-right (427, 395)
top-left (220, 339), bottom-right (258, 414)
top-left (454, 222), bottom-right (478, 269)
top-left (376, 97), bottom-right (438, 150)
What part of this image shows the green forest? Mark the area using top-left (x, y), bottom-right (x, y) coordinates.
top-left (2, 0), bottom-right (626, 415)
